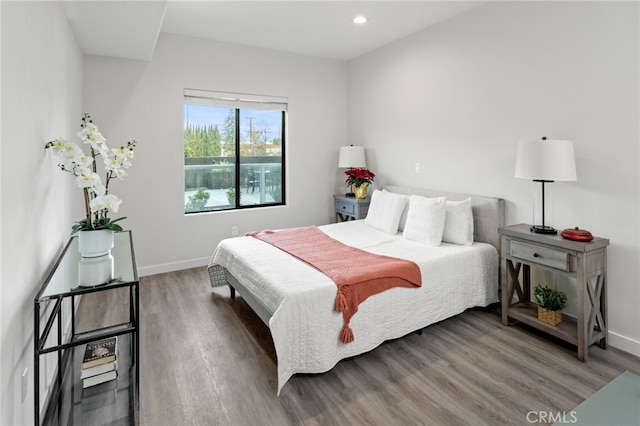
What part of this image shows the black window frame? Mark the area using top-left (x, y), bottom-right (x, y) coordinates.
top-left (183, 89), bottom-right (287, 214)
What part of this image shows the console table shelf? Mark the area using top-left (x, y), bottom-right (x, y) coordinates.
top-left (506, 301), bottom-right (580, 346)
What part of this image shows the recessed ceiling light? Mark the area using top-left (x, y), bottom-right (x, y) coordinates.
top-left (352, 16), bottom-right (367, 24)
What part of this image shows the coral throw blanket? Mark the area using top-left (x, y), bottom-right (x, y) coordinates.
top-left (247, 226), bottom-right (422, 343)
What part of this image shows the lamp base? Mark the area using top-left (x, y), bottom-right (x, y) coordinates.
top-left (345, 192), bottom-right (355, 197)
top-left (530, 225), bottom-right (557, 235)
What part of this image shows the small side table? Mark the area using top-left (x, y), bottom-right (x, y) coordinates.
top-left (334, 194), bottom-right (370, 222)
top-left (499, 224), bottom-right (609, 361)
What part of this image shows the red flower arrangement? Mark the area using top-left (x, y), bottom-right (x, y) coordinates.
top-left (344, 168), bottom-right (375, 188)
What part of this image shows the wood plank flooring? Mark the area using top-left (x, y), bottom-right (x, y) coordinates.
top-left (75, 267), bottom-right (640, 426)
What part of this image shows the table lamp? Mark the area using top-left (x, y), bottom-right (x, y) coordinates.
top-left (338, 145), bottom-right (366, 197)
top-left (514, 137), bottom-right (577, 234)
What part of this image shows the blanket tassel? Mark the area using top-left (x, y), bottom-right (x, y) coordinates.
top-left (334, 290), bottom-right (348, 312)
top-left (339, 324), bottom-right (354, 344)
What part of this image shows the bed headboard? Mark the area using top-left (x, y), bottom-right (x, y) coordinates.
top-left (383, 185), bottom-right (505, 254)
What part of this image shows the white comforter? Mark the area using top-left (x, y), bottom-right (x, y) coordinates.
top-left (210, 220), bottom-right (498, 394)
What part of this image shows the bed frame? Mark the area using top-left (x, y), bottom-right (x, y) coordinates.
top-left (213, 186), bottom-right (505, 327)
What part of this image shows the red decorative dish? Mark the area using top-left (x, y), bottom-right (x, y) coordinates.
top-left (561, 227), bottom-right (594, 242)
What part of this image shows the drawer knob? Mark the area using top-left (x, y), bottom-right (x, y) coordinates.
top-left (533, 253), bottom-right (541, 258)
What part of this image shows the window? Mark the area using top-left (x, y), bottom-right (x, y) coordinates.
top-left (184, 89), bottom-right (286, 213)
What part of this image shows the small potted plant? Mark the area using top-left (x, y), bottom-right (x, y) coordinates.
top-left (45, 114), bottom-right (138, 258)
top-left (226, 187), bottom-right (235, 206)
top-left (344, 168), bottom-right (375, 199)
top-left (185, 188), bottom-right (210, 211)
top-left (534, 285), bottom-right (568, 326)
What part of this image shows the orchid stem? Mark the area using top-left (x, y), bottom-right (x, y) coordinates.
top-left (83, 188), bottom-right (91, 228)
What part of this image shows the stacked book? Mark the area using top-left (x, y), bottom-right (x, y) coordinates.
top-left (81, 337), bottom-right (118, 388)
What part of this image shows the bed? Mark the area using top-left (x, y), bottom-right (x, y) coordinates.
top-left (208, 185), bottom-right (505, 394)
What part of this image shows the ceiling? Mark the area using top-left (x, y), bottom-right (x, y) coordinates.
top-left (62, 1), bottom-right (487, 62)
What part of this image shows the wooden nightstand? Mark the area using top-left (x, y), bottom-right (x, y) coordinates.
top-left (499, 224), bottom-right (609, 361)
top-left (334, 194), bottom-right (370, 222)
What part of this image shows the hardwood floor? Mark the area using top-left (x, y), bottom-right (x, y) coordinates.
top-left (76, 267), bottom-right (640, 426)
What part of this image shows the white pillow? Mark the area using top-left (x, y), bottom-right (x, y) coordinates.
top-left (364, 190), bottom-right (407, 234)
top-left (402, 196), bottom-right (446, 246)
top-left (443, 198), bottom-right (474, 245)
top-left (383, 189), bottom-right (410, 231)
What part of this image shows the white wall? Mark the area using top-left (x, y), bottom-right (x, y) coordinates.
top-left (82, 33), bottom-right (348, 276)
top-left (349, 1), bottom-right (640, 355)
top-left (0, 2), bottom-right (83, 425)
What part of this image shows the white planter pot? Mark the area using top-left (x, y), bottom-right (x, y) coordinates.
top-left (78, 254), bottom-right (114, 287)
top-left (78, 230), bottom-right (114, 258)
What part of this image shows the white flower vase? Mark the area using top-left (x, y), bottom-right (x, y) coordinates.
top-left (78, 254), bottom-right (114, 287)
top-left (78, 230), bottom-right (114, 258)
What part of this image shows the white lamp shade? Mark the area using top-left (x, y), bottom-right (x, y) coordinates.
top-left (338, 145), bottom-right (366, 168)
top-left (514, 139), bottom-right (577, 181)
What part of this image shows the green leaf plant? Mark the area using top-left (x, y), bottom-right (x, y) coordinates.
top-left (534, 285), bottom-right (568, 311)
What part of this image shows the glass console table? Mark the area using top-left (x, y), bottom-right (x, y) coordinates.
top-left (34, 231), bottom-right (139, 425)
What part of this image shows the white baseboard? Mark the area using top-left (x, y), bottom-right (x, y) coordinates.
top-left (608, 330), bottom-right (640, 358)
top-left (137, 257), bottom-right (210, 277)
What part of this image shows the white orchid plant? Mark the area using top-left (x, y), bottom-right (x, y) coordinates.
top-left (45, 114), bottom-right (137, 234)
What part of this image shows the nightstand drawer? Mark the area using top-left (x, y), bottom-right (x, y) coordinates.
top-left (510, 241), bottom-right (569, 271)
top-left (336, 200), bottom-right (355, 216)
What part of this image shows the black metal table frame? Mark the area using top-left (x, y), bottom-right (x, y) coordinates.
top-left (33, 231), bottom-right (139, 425)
